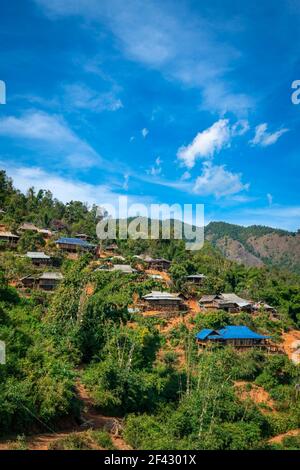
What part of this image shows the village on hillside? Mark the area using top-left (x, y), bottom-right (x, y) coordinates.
top-left (1, 174), bottom-right (300, 452)
top-left (0, 217), bottom-right (288, 355)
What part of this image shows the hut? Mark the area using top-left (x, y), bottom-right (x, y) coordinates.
top-left (110, 264), bottom-right (137, 274)
top-left (56, 237), bottom-right (95, 253)
top-left (184, 274), bottom-right (206, 285)
top-left (105, 243), bottom-right (119, 254)
top-left (196, 325), bottom-right (270, 350)
top-left (19, 275), bottom-right (37, 289)
top-left (144, 257), bottom-right (171, 271)
top-left (95, 264), bottom-right (136, 274)
top-left (217, 293), bottom-right (253, 313)
top-left (38, 228), bottom-right (53, 239)
top-left (199, 293), bottom-right (252, 313)
top-left (252, 302), bottom-right (277, 315)
top-left (199, 294), bottom-right (219, 309)
top-left (0, 231), bottom-right (19, 246)
top-left (26, 251), bottom-right (51, 266)
top-left (19, 222), bottom-right (39, 232)
top-left (38, 272), bottom-right (64, 291)
top-left (142, 291), bottom-right (184, 312)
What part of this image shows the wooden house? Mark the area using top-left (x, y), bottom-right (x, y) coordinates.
top-left (19, 222), bottom-right (39, 233)
top-left (196, 325), bottom-right (270, 350)
top-left (144, 257), bottom-right (171, 271)
top-left (56, 237), bottom-right (95, 253)
top-left (37, 228), bottom-right (53, 239)
top-left (252, 302), bottom-right (277, 315)
top-left (142, 291), bottom-right (184, 312)
top-left (199, 293), bottom-right (252, 313)
top-left (0, 231), bottom-right (19, 246)
top-left (19, 275), bottom-right (37, 289)
top-left (184, 274), bottom-right (206, 285)
top-left (95, 264), bottom-right (137, 274)
top-left (74, 233), bottom-right (91, 241)
top-left (105, 243), bottom-right (119, 254)
top-left (199, 294), bottom-right (219, 309)
top-left (38, 272), bottom-right (64, 291)
top-left (26, 251), bottom-right (51, 266)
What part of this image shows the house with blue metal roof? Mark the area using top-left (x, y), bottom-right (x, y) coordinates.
top-left (56, 237), bottom-right (95, 253)
top-left (196, 325), bottom-right (270, 350)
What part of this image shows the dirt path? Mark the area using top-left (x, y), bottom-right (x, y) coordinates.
top-left (281, 330), bottom-right (300, 364)
top-left (0, 379), bottom-right (131, 451)
top-left (268, 428), bottom-right (300, 444)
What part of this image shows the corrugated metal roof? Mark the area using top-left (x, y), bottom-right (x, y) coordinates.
top-left (143, 291), bottom-right (181, 301)
top-left (185, 274), bottom-right (206, 279)
top-left (56, 237), bottom-right (93, 247)
top-left (0, 231), bottom-right (19, 238)
top-left (219, 293), bottom-right (251, 307)
top-left (111, 264), bottom-right (136, 273)
top-left (19, 223), bottom-right (39, 231)
top-left (26, 251), bottom-right (50, 259)
top-left (196, 329), bottom-right (216, 340)
top-left (196, 325), bottom-right (270, 341)
top-left (39, 272), bottom-right (64, 280)
top-left (144, 257), bottom-right (171, 263)
top-left (199, 294), bottom-right (217, 302)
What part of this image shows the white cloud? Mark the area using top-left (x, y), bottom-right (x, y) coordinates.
top-left (181, 171), bottom-right (191, 181)
top-left (250, 123), bottom-right (289, 147)
top-left (2, 165), bottom-right (151, 215)
top-left (123, 173), bottom-right (130, 190)
top-left (34, 0), bottom-right (252, 115)
top-left (267, 193), bottom-right (273, 206)
top-left (193, 162), bottom-right (249, 198)
top-left (0, 111), bottom-right (102, 169)
top-left (63, 83), bottom-right (123, 112)
top-left (231, 119), bottom-right (250, 136)
top-left (4, 166), bottom-right (116, 206)
top-left (177, 119), bottom-right (231, 168)
top-left (141, 128), bottom-right (149, 138)
top-left (147, 156), bottom-right (162, 176)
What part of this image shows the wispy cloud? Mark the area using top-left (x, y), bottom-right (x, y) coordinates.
top-left (34, 0), bottom-right (253, 115)
top-left (147, 156), bottom-right (162, 176)
top-left (193, 161), bottom-right (249, 198)
top-left (2, 165), bottom-right (151, 211)
top-left (63, 82), bottom-right (123, 112)
top-left (0, 111), bottom-right (102, 169)
top-left (250, 123), bottom-right (289, 147)
top-left (267, 193), bottom-right (273, 206)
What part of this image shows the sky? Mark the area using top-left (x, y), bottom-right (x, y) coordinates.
top-left (0, 0), bottom-right (300, 230)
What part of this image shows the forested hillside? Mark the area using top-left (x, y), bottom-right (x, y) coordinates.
top-left (206, 222), bottom-right (300, 273)
top-left (1, 170), bottom-right (300, 450)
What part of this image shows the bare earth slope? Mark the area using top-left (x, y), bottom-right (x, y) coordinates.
top-left (205, 222), bottom-right (300, 273)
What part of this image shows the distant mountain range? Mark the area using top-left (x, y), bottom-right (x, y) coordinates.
top-left (205, 222), bottom-right (300, 274)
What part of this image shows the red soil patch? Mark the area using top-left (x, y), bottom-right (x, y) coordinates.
top-left (281, 330), bottom-right (300, 364)
top-left (234, 381), bottom-right (275, 412)
top-left (187, 298), bottom-right (201, 314)
top-left (85, 283), bottom-right (95, 296)
top-left (268, 428), bottom-right (300, 444)
top-left (145, 269), bottom-right (171, 284)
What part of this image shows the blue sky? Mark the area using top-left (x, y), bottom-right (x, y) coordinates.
top-left (0, 0), bottom-right (300, 230)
